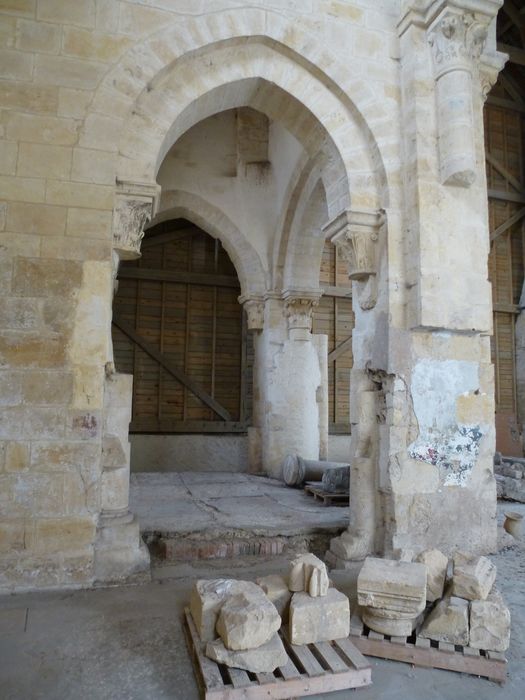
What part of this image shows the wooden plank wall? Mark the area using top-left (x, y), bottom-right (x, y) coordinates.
top-left (485, 67), bottom-right (525, 420)
top-left (312, 241), bottom-right (353, 433)
top-left (112, 223), bottom-right (249, 432)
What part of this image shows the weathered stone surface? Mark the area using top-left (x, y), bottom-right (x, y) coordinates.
top-left (420, 596), bottom-right (469, 646)
top-left (216, 590), bottom-right (281, 651)
top-left (256, 574), bottom-right (292, 620)
top-left (321, 465), bottom-right (350, 493)
top-left (190, 579), bottom-right (262, 642)
top-left (289, 588), bottom-right (350, 645)
top-left (357, 557), bottom-right (427, 614)
top-left (289, 553), bottom-right (329, 597)
top-left (451, 554), bottom-right (496, 601)
top-left (416, 549), bottom-right (448, 602)
top-left (206, 633), bottom-right (287, 673)
top-left (362, 607), bottom-right (423, 637)
top-left (470, 588), bottom-right (511, 652)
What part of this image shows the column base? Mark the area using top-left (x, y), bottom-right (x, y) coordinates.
top-left (94, 512), bottom-right (151, 585)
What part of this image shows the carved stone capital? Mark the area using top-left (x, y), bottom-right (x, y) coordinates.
top-left (113, 180), bottom-right (160, 260)
top-left (282, 289), bottom-right (322, 332)
top-left (428, 9), bottom-right (489, 76)
top-left (325, 209), bottom-right (385, 282)
top-left (479, 51), bottom-right (507, 101)
top-left (239, 294), bottom-right (265, 331)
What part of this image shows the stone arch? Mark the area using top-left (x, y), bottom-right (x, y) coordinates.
top-left (283, 178), bottom-right (329, 292)
top-left (86, 9), bottom-right (390, 210)
top-left (152, 189), bottom-right (267, 297)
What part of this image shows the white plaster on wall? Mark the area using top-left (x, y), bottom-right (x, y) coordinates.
top-left (408, 359), bottom-right (486, 486)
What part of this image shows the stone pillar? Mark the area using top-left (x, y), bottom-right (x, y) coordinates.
top-left (249, 291), bottom-right (323, 478)
top-left (239, 295), bottom-right (265, 473)
top-left (324, 209), bottom-right (385, 564)
top-left (427, 8), bottom-right (488, 187)
top-left (312, 333), bottom-right (329, 460)
top-left (362, 0), bottom-right (505, 559)
top-left (94, 372), bottom-right (150, 583)
top-left (93, 181), bottom-right (160, 584)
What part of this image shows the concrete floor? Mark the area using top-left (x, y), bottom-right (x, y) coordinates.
top-left (1, 503), bottom-right (524, 700)
top-left (130, 472), bottom-right (348, 536)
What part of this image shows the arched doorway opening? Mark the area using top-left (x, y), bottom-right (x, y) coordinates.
top-left (112, 219), bottom-right (254, 473)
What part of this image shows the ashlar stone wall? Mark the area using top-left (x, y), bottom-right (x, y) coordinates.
top-left (0, 0), bottom-right (505, 591)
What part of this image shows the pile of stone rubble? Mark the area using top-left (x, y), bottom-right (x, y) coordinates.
top-left (189, 553), bottom-right (350, 673)
top-left (358, 551), bottom-right (511, 653)
top-left (188, 549), bottom-right (510, 676)
top-left (494, 453), bottom-right (525, 503)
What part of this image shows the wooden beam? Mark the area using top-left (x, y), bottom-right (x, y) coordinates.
top-left (130, 418), bottom-right (247, 433)
top-left (112, 314), bottom-right (232, 421)
top-left (498, 43), bottom-right (525, 66)
top-left (118, 267), bottom-right (240, 289)
top-left (328, 336), bottom-right (353, 363)
top-left (488, 189), bottom-right (525, 204)
top-left (498, 73), bottom-right (525, 105)
top-left (322, 285), bottom-right (352, 298)
top-left (141, 225), bottom-right (200, 249)
top-left (493, 302), bottom-right (519, 314)
top-left (486, 152), bottom-right (523, 193)
top-left (490, 206), bottom-right (525, 242)
top-left (486, 95), bottom-right (525, 114)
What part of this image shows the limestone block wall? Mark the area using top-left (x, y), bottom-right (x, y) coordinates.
top-left (0, 0), bottom-right (504, 590)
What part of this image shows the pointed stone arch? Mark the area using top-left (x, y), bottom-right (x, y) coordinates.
top-left (152, 189), bottom-right (267, 297)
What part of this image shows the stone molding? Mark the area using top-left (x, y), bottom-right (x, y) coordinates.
top-left (428, 9), bottom-right (488, 77)
top-left (398, 1), bottom-right (502, 36)
top-left (239, 294), bottom-right (265, 331)
top-left (113, 180), bottom-right (161, 260)
top-left (281, 288), bottom-right (322, 332)
top-left (325, 209), bottom-right (385, 282)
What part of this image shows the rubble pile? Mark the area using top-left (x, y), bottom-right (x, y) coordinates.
top-left (356, 551), bottom-right (510, 653)
top-left (188, 552), bottom-right (350, 673)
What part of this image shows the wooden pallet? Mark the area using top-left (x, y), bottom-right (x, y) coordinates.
top-left (304, 482), bottom-right (348, 507)
top-left (184, 608), bottom-right (372, 699)
top-left (349, 615), bottom-right (507, 684)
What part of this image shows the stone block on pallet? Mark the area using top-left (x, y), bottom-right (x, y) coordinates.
top-left (357, 557), bottom-right (427, 615)
top-left (289, 588), bottom-right (350, 645)
top-left (451, 553), bottom-right (496, 601)
top-left (469, 587), bottom-right (511, 652)
top-left (216, 590), bottom-right (281, 651)
top-left (420, 596), bottom-right (469, 646)
top-left (416, 549), bottom-right (448, 602)
top-left (289, 553), bottom-right (329, 597)
top-left (256, 574), bottom-right (292, 620)
top-left (206, 632), bottom-right (287, 673)
top-left (190, 579), bottom-right (262, 642)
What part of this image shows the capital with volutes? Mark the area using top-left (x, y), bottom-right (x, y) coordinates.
top-left (112, 180), bottom-right (161, 261)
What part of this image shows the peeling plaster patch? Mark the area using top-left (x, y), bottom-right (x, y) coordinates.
top-left (408, 359), bottom-right (485, 486)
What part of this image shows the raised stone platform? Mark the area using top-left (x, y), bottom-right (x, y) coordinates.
top-left (130, 472), bottom-right (348, 562)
